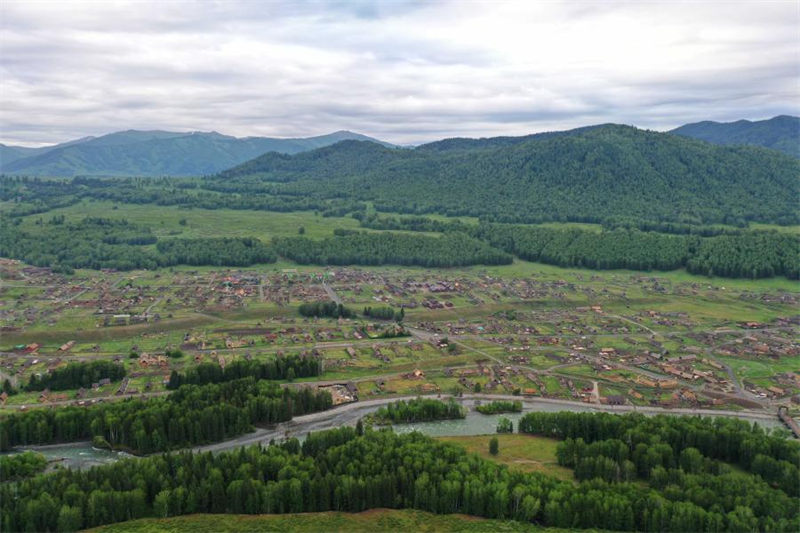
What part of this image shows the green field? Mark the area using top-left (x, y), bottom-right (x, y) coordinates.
top-left (17, 200), bottom-right (359, 241)
top-left (89, 509), bottom-right (548, 533)
top-left (435, 434), bottom-right (573, 481)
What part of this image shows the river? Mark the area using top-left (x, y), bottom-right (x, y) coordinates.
top-left (9, 396), bottom-right (784, 470)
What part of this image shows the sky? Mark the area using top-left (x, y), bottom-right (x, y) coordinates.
top-left (1, 0), bottom-right (798, 146)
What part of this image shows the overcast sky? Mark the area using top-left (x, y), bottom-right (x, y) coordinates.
top-left (1, 0), bottom-right (798, 146)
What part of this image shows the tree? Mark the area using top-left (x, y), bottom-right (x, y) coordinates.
top-left (489, 437), bottom-right (499, 456)
top-left (497, 417), bottom-right (513, 434)
top-left (56, 505), bottom-right (82, 532)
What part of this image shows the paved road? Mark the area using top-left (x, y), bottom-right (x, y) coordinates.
top-left (187, 392), bottom-right (780, 455)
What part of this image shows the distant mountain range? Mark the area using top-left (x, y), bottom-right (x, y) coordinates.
top-left (0, 130), bottom-right (392, 177)
top-left (1, 115), bottom-right (796, 178)
top-left (670, 115), bottom-right (799, 158)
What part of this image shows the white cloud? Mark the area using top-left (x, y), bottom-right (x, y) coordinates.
top-left (1, 0), bottom-right (797, 146)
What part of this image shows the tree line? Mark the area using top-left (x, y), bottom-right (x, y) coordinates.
top-left (274, 231), bottom-right (512, 268)
top-left (0, 378), bottom-right (331, 454)
top-left (155, 237), bottom-right (275, 267)
top-left (25, 361), bottom-right (126, 392)
top-left (367, 398), bottom-right (466, 425)
top-left (2, 419), bottom-right (798, 532)
top-left (298, 301), bottom-right (356, 319)
top-left (363, 306), bottom-right (404, 321)
top-left (0, 217), bottom-right (276, 272)
top-left (475, 400), bottom-right (522, 415)
top-left (474, 224), bottom-right (799, 279)
top-left (166, 356), bottom-right (322, 389)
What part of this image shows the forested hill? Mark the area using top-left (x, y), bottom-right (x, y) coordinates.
top-left (0, 129), bottom-right (390, 177)
top-left (215, 124), bottom-right (800, 226)
top-left (670, 115), bottom-right (800, 158)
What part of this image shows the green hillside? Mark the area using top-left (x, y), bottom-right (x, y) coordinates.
top-left (216, 124), bottom-right (800, 226)
top-left (671, 115), bottom-right (800, 158)
top-left (1, 130), bottom-right (390, 177)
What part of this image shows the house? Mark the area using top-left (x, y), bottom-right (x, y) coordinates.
top-left (402, 369), bottom-right (425, 380)
top-left (602, 395), bottom-right (625, 405)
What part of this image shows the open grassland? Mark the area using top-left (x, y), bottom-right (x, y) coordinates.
top-left (435, 434), bottom-right (573, 480)
top-left (88, 509), bottom-right (547, 533)
top-left (17, 200), bottom-right (360, 241)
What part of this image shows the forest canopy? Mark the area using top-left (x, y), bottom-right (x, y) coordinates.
top-left (1, 412), bottom-right (797, 532)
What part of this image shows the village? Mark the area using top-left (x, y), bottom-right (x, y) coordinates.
top-left (0, 259), bottom-right (798, 418)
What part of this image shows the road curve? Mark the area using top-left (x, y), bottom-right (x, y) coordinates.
top-left (189, 392), bottom-right (779, 455)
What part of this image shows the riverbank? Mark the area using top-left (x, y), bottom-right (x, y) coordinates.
top-left (10, 393), bottom-right (782, 469)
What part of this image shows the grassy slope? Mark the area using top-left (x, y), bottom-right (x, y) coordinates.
top-left (435, 434), bottom-right (573, 481)
top-left (89, 509), bottom-right (548, 533)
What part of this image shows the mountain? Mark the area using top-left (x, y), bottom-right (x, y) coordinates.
top-left (216, 124), bottom-right (800, 226)
top-left (0, 130), bottom-right (391, 177)
top-left (0, 136), bottom-right (95, 166)
top-left (670, 115), bottom-right (800, 157)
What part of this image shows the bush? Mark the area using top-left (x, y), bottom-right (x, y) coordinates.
top-left (497, 417), bottom-right (514, 434)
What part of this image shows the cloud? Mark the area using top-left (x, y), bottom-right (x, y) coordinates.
top-left (1, 0), bottom-right (797, 146)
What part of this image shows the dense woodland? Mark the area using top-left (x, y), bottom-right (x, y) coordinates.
top-left (2, 412), bottom-right (798, 532)
top-left (25, 361), bottom-right (126, 392)
top-left (155, 237), bottom-right (275, 266)
top-left (0, 217), bottom-right (275, 272)
top-left (216, 125), bottom-right (799, 225)
top-left (519, 412), bottom-right (800, 498)
top-left (0, 451), bottom-right (47, 481)
top-left (166, 357), bottom-right (322, 389)
top-left (274, 231), bottom-right (513, 267)
top-left (671, 115), bottom-right (800, 158)
top-left (367, 398), bottom-right (466, 425)
top-left (474, 224), bottom-right (799, 278)
top-left (0, 378), bottom-right (331, 454)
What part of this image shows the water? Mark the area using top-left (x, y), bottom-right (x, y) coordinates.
top-left (392, 402), bottom-right (784, 437)
top-left (392, 401), bottom-right (599, 437)
top-left (10, 400), bottom-right (784, 470)
top-left (5, 443), bottom-right (131, 471)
